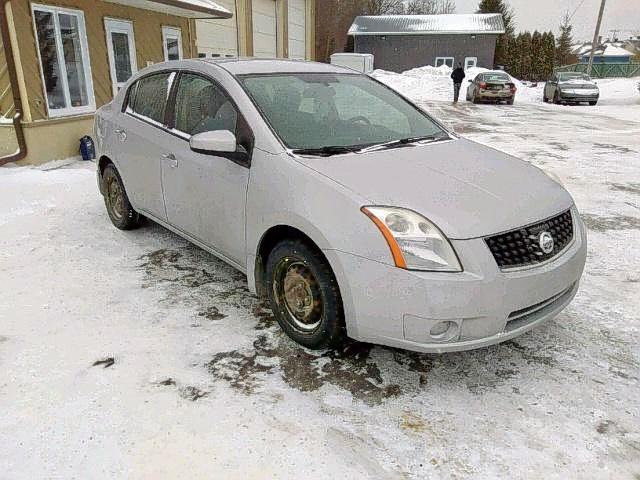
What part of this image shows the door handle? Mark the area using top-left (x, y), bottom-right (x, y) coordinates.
top-left (162, 152), bottom-right (178, 168)
top-left (114, 128), bottom-right (127, 141)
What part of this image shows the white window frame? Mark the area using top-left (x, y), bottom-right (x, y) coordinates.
top-left (162, 26), bottom-right (183, 61)
top-left (104, 18), bottom-right (138, 98)
top-left (435, 57), bottom-right (455, 68)
top-left (31, 3), bottom-right (96, 118)
top-left (464, 57), bottom-right (478, 69)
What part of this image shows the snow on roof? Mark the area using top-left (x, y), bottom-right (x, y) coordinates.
top-left (575, 42), bottom-right (634, 57)
top-left (348, 14), bottom-right (505, 36)
top-left (103, 0), bottom-right (232, 19)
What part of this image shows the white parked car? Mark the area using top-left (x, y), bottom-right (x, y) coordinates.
top-left (95, 59), bottom-right (587, 353)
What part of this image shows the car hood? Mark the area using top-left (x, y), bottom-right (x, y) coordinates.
top-left (296, 138), bottom-right (574, 239)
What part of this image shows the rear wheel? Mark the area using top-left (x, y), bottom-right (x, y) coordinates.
top-left (589, 101), bottom-right (598, 106)
top-left (506, 98), bottom-right (514, 105)
top-left (102, 164), bottom-right (141, 230)
top-left (266, 239), bottom-right (345, 349)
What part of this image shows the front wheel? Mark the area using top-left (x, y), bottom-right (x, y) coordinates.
top-left (102, 164), bottom-right (141, 230)
top-left (266, 239), bottom-right (346, 349)
top-left (589, 101), bottom-right (598, 106)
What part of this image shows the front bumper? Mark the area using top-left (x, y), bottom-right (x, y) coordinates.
top-left (558, 90), bottom-right (599, 103)
top-left (325, 209), bottom-right (587, 353)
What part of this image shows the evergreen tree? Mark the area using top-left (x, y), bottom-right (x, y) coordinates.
top-left (542, 32), bottom-right (556, 79)
top-left (477, 0), bottom-right (515, 67)
top-left (556, 13), bottom-right (575, 66)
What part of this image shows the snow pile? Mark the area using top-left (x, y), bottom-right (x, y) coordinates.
top-left (371, 64), bottom-right (543, 103)
top-left (372, 64), bottom-right (639, 105)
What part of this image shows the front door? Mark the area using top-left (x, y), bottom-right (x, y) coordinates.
top-left (114, 71), bottom-right (176, 221)
top-left (105, 19), bottom-right (137, 97)
top-left (465, 57), bottom-right (477, 69)
top-left (160, 72), bottom-right (250, 265)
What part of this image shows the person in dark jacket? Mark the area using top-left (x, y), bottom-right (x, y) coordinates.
top-left (451, 63), bottom-right (466, 103)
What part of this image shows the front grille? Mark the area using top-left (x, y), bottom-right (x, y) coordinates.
top-left (485, 210), bottom-right (574, 269)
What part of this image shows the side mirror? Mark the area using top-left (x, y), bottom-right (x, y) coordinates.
top-left (190, 130), bottom-right (251, 167)
top-left (190, 130), bottom-right (237, 153)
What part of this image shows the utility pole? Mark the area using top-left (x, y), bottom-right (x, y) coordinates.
top-left (587, 0), bottom-right (606, 76)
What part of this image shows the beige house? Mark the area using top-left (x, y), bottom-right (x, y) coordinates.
top-left (0, 0), bottom-right (316, 166)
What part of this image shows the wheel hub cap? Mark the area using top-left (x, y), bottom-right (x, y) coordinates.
top-left (274, 260), bottom-right (322, 331)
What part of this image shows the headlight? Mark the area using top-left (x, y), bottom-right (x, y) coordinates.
top-left (361, 206), bottom-right (462, 272)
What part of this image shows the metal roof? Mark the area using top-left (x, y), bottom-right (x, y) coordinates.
top-left (103, 0), bottom-right (232, 19)
top-left (348, 14), bottom-right (505, 36)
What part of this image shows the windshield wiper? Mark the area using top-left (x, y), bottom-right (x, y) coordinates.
top-left (358, 133), bottom-right (450, 153)
top-left (291, 145), bottom-right (364, 157)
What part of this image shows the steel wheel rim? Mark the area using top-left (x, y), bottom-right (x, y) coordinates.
top-left (106, 176), bottom-right (124, 220)
top-left (273, 259), bottom-right (323, 332)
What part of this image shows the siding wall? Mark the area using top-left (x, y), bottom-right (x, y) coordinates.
top-left (10, 0), bottom-right (195, 121)
top-left (354, 34), bottom-right (498, 72)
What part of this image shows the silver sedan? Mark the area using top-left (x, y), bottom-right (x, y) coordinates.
top-left (95, 59), bottom-right (586, 353)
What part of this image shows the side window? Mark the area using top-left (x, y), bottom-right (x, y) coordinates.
top-left (173, 73), bottom-right (238, 136)
top-left (130, 72), bottom-right (174, 124)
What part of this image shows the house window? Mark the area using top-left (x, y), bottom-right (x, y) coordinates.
top-left (162, 26), bottom-right (183, 61)
top-left (105, 18), bottom-right (137, 97)
top-left (435, 57), bottom-right (455, 68)
top-left (32, 4), bottom-right (95, 117)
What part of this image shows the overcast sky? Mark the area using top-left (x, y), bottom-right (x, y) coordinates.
top-left (454, 0), bottom-right (640, 42)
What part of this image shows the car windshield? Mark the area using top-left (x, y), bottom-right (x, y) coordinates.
top-left (239, 73), bottom-right (446, 151)
top-left (483, 73), bottom-right (510, 82)
top-left (558, 72), bottom-right (591, 82)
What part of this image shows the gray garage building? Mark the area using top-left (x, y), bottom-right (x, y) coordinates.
top-left (348, 14), bottom-right (505, 72)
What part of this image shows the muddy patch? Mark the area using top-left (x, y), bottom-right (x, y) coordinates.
top-left (198, 306), bottom-right (227, 321)
top-left (179, 386), bottom-right (209, 401)
top-left (92, 357), bottom-right (115, 368)
top-left (581, 213), bottom-right (640, 232)
top-left (138, 246), bottom-right (254, 314)
top-left (592, 143), bottom-right (636, 155)
top-left (207, 334), bottom-right (403, 405)
top-left (609, 183), bottom-right (640, 196)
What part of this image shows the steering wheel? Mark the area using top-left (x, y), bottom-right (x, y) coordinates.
top-left (349, 115), bottom-right (371, 125)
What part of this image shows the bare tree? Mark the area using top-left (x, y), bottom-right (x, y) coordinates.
top-left (362, 0), bottom-right (404, 15)
top-left (404, 0), bottom-right (456, 15)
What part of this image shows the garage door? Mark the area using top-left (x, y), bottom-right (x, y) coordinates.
top-left (288, 0), bottom-right (306, 59)
top-left (252, 0), bottom-right (277, 57)
top-left (195, 0), bottom-right (238, 57)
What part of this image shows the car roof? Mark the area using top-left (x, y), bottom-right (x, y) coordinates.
top-left (163, 58), bottom-right (358, 76)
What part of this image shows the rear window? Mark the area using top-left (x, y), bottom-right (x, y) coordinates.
top-left (483, 73), bottom-right (510, 82)
top-left (128, 72), bottom-right (175, 124)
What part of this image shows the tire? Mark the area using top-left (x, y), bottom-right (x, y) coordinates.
top-left (553, 92), bottom-right (560, 105)
top-left (102, 164), bottom-right (141, 230)
top-left (266, 239), bottom-right (346, 349)
top-left (507, 98), bottom-right (514, 105)
top-left (589, 101), bottom-right (597, 106)
top-left (472, 94), bottom-right (479, 104)
top-left (543, 94), bottom-right (548, 103)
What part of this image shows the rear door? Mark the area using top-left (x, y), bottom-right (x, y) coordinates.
top-left (113, 71), bottom-right (176, 221)
top-left (159, 72), bottom-right (252, 266)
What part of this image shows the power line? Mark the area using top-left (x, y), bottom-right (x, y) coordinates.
top-left (568, 0), bottom-right (586, 21)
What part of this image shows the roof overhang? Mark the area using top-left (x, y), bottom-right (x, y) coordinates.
top-left (103, 0), bottom-right (232, 19)
top-left (349, 30), bottom-right (505, 36)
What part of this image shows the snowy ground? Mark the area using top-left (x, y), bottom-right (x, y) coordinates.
top-left (1, 78), bottom-right (639, 479)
